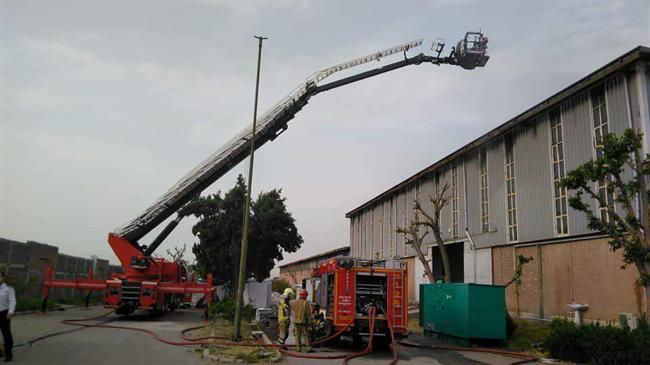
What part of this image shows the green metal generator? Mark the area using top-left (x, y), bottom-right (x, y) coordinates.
top-left (420, 282), bottom-right (506, 340)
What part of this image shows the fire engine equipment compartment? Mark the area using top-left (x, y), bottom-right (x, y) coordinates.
top-left (355, 272), bottom-right (387, 316)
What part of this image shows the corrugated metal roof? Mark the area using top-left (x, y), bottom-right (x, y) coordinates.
top-left (346, 46), bottom-right (650, 218)
top-left (278, 246), bottom-right (350, 269)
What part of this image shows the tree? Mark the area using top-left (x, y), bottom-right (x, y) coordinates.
top-left (561, 129), bottom-right (650, 294)
top-left (505, 254), bottom-right (533, 288)
top-left (180, 175), bottom-right (303, 287)
top-left (415, 183), bottom-right (453, 283)
top-left (166, 244), bottom-right (187, 265)
top-left (397, 217), bottom-right (434, 283)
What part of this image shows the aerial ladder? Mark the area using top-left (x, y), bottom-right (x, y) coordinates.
top-left (42, 32), bottom-right (489, 315)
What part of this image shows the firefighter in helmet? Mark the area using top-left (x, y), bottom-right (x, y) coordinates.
top-left (292, 290), bottom-right (313, 352)
top-left (277, 288), bottom-right (294, 345)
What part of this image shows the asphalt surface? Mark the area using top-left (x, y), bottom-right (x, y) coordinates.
top-left (11, 306), bottom-right (204, 364)
top-left (7, 306), bottom-right (540, 364)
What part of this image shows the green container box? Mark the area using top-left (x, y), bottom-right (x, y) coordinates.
top-left (420, 283), bottom-right (506, 340)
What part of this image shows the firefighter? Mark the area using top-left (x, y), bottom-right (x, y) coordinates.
top-left (277, 288), bottom-right (294, 345)
top-left (309, 303), bottom-right (326, 342)
top-left (292, 290), bottom-right (312, 352)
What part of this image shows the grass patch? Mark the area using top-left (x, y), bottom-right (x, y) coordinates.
top-left (200, 346), bottom-right (279, 363)
top-left (53, 294), bottom-right (102, 306)
top-left (189, 317), bottom-right (260, 340)
top-left (192, 318), bottom-right (277, 363)
top-left (506, 319), bottom-right (551, 355)
top-left (408, 313), bottom-right (423, 335)
top-left (16, 298), bottom-right (53, 312)
top-left (16, 294), bottom-right (103, 312)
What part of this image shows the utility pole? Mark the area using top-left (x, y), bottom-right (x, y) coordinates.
top-left (234, 35), bottom-right (267, 341)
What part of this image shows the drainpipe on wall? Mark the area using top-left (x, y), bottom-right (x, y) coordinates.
top-left (513, 246), bottom-right (520, 317)
top-left (537, 244), bottom-right (544, 319)
top-left (462, 159), bottom-right (477, 283)
top-left (465, 230), bottom-right (477, 283)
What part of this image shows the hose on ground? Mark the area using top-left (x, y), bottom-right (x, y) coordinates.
top-left (341, 307), bottom-right (376, 364)
top-left (381, 307), bottom-right (399, 365)
top-left (56, 306), bottom-right (536, 365)
top-left (397, 339), bottom-right (537, 365)
top-left (277, 307), bottom-right (377, 361)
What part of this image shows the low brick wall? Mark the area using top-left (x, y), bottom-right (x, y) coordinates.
top-left (492, 236), bottom-right (645, 322)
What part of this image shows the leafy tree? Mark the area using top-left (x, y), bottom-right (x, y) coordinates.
top-left (506, 254), bottom-right (533, 288)
top-left (180, 175), bottom-right (303, 287)
top-left (561, 129), bottom-right (650, 294)
top-left (272, 279), bottom-right (290, 294)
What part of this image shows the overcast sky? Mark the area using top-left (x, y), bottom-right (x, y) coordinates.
top-left (1, 1), bottom-right (649, 272)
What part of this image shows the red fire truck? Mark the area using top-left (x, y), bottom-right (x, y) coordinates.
top-left (312, 257), bottom-right (409, 342)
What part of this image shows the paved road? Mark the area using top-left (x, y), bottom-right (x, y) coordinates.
top-left (8, 307), bottom-right (539, 364)
top-left (278, 338), bottom-right (532, 365)
top-left (12, 306), bottom-right (205, 364)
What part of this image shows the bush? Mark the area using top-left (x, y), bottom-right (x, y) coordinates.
top-left (16, 298), bottom-right (52, 312)
top-left (544, 318), bottom-right (650, 364)
top-left (207, 297), bottom-right (256, 322)
top-left (272, 279), bottom-right (290, 294)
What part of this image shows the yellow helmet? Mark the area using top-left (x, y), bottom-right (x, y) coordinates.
top-left (283, 287), bottom-right (295, 299)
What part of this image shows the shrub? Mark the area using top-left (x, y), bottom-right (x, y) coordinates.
top-left (207, 297), bottom-right (256, 322)
top-left (16, 298), bottom-right (53, 312)
top-left (272, 279), bottom-right (290, 294)
top-left (544, 318), bottom-right (650, 364)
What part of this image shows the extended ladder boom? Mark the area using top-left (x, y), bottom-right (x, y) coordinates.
top-left (114, 33), bottom-right (489, 247)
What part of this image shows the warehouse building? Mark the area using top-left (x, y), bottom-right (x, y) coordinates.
top-left (279, 246), bottom-right (350, 287)
top-left (346, 46), bottom-right (650, 322)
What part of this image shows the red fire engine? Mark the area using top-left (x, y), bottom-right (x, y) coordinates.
top-left (312, 257), bottom-right (408, 341)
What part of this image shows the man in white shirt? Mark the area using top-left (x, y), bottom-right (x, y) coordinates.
top-left (0, 271), bottom-right (15, 362)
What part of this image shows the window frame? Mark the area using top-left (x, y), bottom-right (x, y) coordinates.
top-left (504, 133), bottom-right (518, 242)
top-left (549, 109), bottom-right (569, 236)
top-left (589, 85), bottom-right (615, 223)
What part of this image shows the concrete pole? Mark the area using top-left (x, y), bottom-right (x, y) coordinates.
top-left (234, 35), bottom-right (267, 341)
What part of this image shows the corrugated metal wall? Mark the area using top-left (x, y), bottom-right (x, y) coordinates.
top-left (516, 117), bottom-right (554, 242)
top-left (465, 150), bottom-right (480, 235)
top-left (562, 92), bottom-right (597, 234)
top-left (349, 69), bottom-right (645, 260)
top-left (482, 138), bottom-right (506, 247)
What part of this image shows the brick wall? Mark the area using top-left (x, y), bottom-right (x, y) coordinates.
top-left (492, 237), bottom-right (645, 322)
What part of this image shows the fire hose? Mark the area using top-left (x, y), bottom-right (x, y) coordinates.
top-left (396, 339), bottom-right (538, 365)
top-left (277, 307), bottom-right (377, 361)
top-left (59, 306), bottom-right (391, 363)
top-left (57, 306), bottom-right (535, 365)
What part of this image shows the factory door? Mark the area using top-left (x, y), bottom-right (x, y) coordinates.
top-left (430, 241), bottom-right (464, 283)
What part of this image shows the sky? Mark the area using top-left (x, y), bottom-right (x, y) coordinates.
top-left (1, 1), bottom-right (649, 274)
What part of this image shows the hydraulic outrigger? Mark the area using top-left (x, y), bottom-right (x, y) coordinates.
top-left (42, 32), bottom-right (489, 315)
